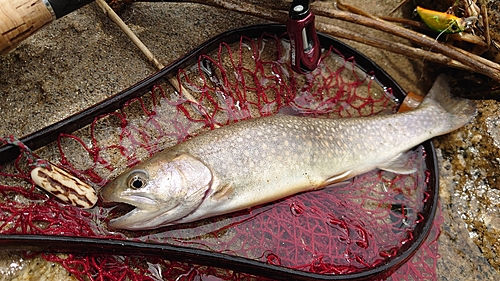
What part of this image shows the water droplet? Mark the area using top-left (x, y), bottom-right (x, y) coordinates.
top-left (290, 202), bottom-right (305, 216)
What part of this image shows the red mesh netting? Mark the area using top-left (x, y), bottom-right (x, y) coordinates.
top-left (0, 32), bottom-right (441, 280)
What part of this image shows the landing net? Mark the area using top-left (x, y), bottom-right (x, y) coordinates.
top-left (0, 32), bottom-right (441, 280)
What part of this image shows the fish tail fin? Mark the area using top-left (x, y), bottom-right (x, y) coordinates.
top-left (418, 74), bottom-right (477, 132)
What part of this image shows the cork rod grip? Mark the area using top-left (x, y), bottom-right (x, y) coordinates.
top-left (0, 0), bottom-right (55, 54)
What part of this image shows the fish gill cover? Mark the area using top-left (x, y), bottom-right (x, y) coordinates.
top-left (0, 31), bottom-right (441, 280)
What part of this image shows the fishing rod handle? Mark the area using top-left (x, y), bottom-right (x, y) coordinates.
top-left (0, 0), bottom-right (94, 55)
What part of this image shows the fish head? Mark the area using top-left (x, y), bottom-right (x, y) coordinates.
top-left (100, 152), bottom-right (213, 230)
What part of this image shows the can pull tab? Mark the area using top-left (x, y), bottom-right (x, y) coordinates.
top-left (286, 0), bottom-right (321, 74)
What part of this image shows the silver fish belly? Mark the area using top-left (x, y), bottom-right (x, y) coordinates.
top-left (100, 75), bottom-right (476, 230)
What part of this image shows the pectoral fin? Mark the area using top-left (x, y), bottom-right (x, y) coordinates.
top-left (378, 152), bottom-right (416, 174)
top-left (211, 182), bottom-right (234, 201)
top-left (323, 170), bottom-right (353, 187)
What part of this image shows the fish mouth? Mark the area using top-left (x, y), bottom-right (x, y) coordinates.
top-left (108, 202), bottom-right (136, 222)
top-left (101, 190), bottom-right (159, 210)
top-left (108, 205), bottom-right (143, 229)
top-left (102, 195), bottom-right (161, 229)
top-left (116, 195), bottom-right (158, 210)
top-left (107, 202), bottom-right (158, 230)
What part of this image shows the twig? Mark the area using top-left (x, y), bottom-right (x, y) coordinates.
top-left (388, 0), bottom-right (410, 16)
top-left (95, 0), bottom-right (202, 109)
top-left (378, 16), bottom-right (428, 30)
top-left (336, 1), bottom-right (376, 19)
top-left (96, 0), bottom-right (163, 69)
top-left (337, 1), bottom-right (427, 30)
top-left (464, 0), bottom-right (481, 17)
top-left (480, 0), bottom-right (491, 49)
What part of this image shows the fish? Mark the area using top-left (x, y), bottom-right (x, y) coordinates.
top-left (100, 75), bottom-right (476, 230)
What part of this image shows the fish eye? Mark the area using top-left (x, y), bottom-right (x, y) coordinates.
top-left (127, 171), bottom-right (148, 189)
